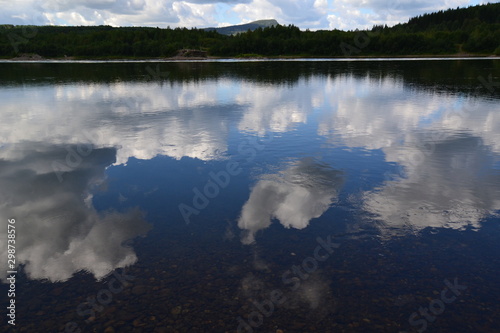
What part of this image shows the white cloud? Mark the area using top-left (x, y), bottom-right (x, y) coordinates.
top-left (232, 0), bottom-right (283, 23)
top-left (63, 11), bottom-right (98, 25)
top-left (0, 0), bottom-right (483, 30)
top-left (232, 0), bottom-right (330, 28)
top-left (172, 1), bottom-right (218, 28)
top-left (314, 0), bottom-right (328, 10)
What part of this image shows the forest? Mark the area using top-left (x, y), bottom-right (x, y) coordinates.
top-left (0, 2), bottom-right (498, 58)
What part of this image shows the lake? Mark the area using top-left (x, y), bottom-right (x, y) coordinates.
top-left (0, 59), bottom-right (499, 332)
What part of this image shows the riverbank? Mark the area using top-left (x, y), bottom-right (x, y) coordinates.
top-left (3, 53), bottom-right (498, 62)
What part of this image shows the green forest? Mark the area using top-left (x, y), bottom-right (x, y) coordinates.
top-left (0, 2), bottom-right (499, 59)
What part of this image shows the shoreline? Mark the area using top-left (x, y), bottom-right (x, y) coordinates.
top-left (1, 54), bottom-right (498, 62)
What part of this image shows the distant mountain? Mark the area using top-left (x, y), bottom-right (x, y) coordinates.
top-left (204, 19), bottom-right (279, 35)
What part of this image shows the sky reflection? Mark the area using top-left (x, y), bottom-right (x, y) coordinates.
top-left (0, 61), bottom-right (498, 277)
top-left (0, 143), bottom-right (151, 282)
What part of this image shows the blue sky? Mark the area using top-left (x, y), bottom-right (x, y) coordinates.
top-left (0, 0), bottom-right (490, 31)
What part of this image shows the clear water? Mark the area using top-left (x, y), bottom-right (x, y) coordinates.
top-left (0, 60), bottom-right (499, 332)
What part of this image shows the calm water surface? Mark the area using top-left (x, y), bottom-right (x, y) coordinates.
top-left (0, 60), bottom-right (499, 332)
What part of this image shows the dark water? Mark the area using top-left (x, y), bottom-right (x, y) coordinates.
top-left (0, 59), bottom-right (499, 333)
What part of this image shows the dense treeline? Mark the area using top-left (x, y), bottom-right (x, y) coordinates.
top-left (391, 2), bottom-right (500, 53)
top-left (0, 2), bottom-right (498, 58)
top-left (0, 25), bottom-right (218, 57)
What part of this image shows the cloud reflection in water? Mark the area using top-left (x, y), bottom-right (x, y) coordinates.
top-left (0, 143), bottom-right (151, 282)
top-left (238, 158), bottom-right (344, 244)
top-left (363, 136), bottom-right (500, 236)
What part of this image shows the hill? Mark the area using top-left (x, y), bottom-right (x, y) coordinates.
top-left (204, 19), bottom-right (279, 36)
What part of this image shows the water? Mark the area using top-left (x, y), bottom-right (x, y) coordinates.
top-left (0, 59), bottom-right (499, 332)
